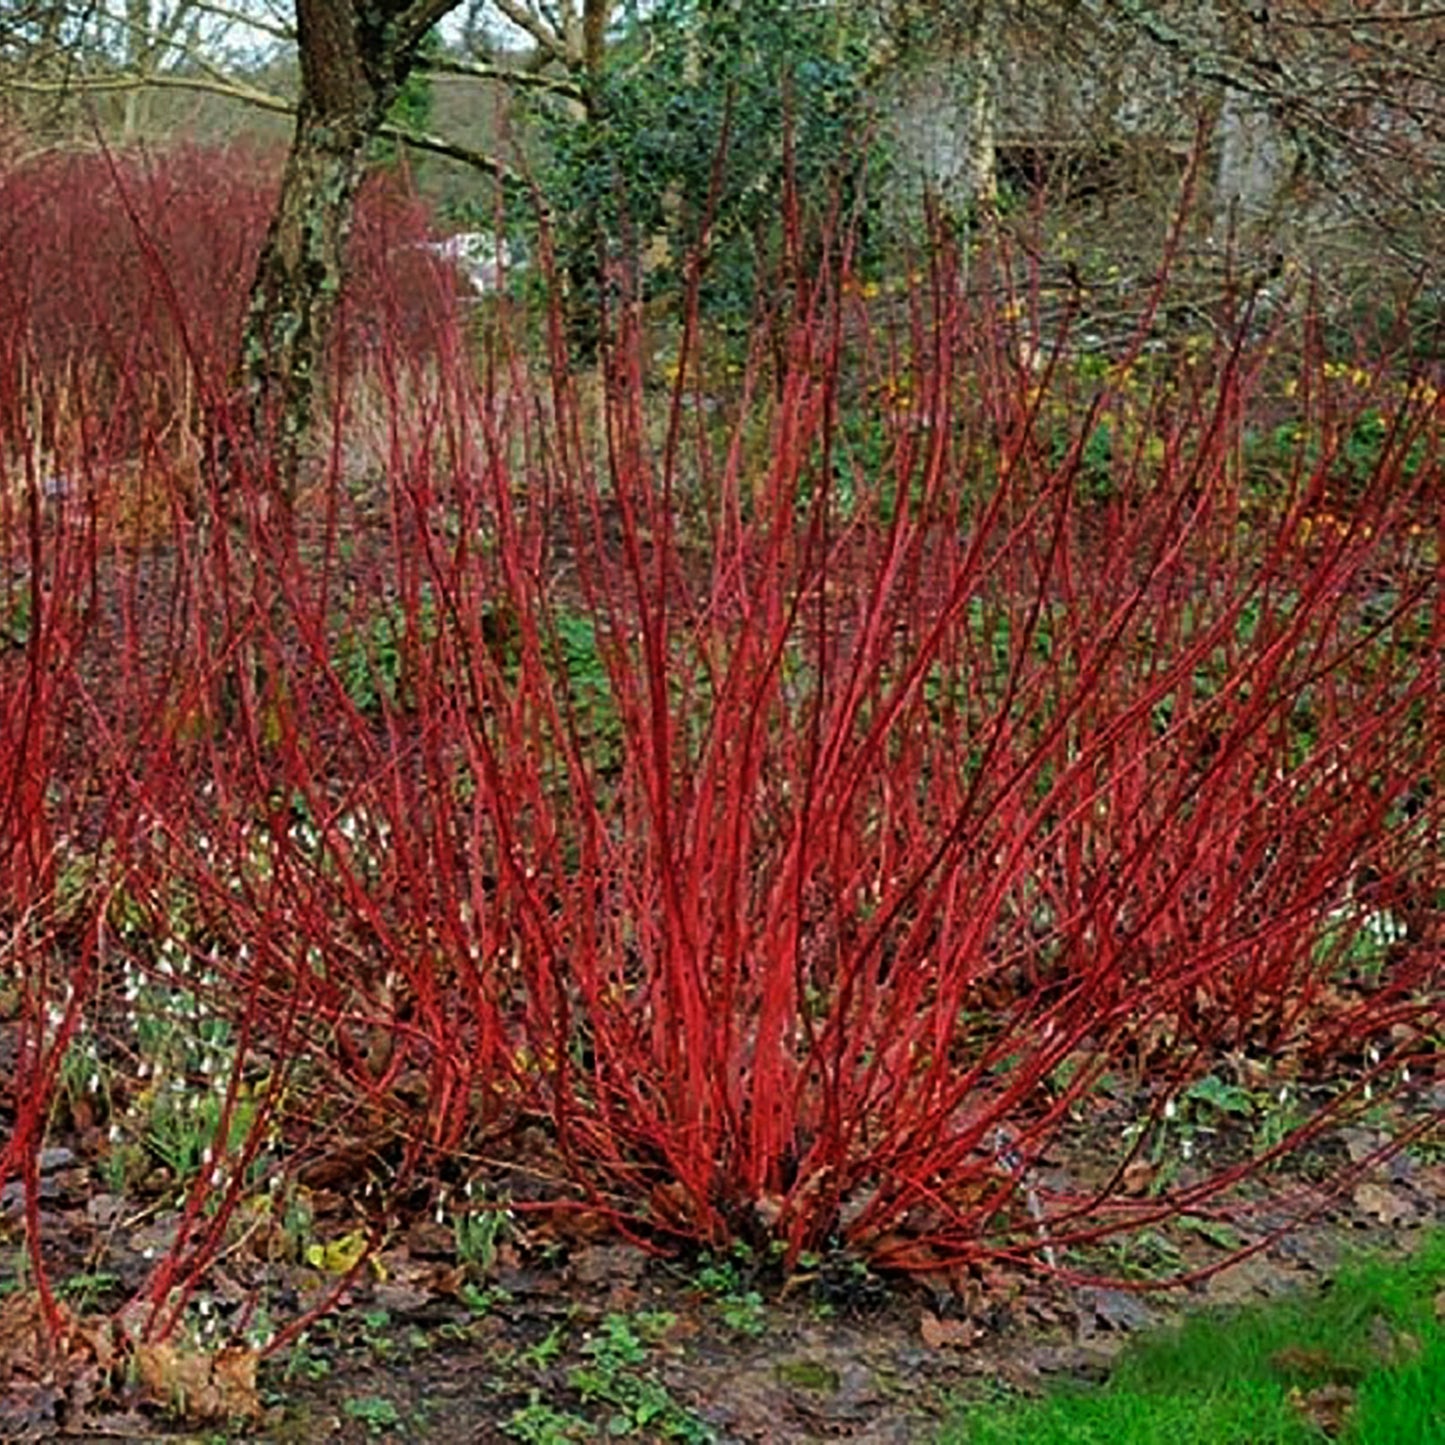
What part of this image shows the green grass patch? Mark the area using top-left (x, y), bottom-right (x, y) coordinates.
top-left (939, 1228), bottom-right (1445, 1444)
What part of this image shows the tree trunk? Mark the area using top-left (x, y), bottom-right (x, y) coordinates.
top-left (1214, 88), bottom-right (1291, 238)
top-left (885, 2), bottom-right (998, 227)
top-left (236, 0), bottom-right (459, 495)
top-left (240, 102), bottom-right (375, 492)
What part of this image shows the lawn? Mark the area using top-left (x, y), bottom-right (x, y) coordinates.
top-left (941, 1227), bottom-right (1445, 1445)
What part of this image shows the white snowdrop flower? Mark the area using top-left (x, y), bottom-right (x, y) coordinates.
top-left (435, 1201), bottom-right (446, 1225)
top-left (1367, 1045), bottom-right (1380, 1066)
top-left (1181, 1137), bottom-right (1193, 1160)
top-left (1363, 910), bottom-right (1406, 947)
top-left (201, 1146), bottom-right (213, 1166)
top-left (108, 1124), bottom-right (122, 1143)
top-left (88, 1073), bottom-right (101, 1094)
top-left (1363, 1082), bottom-right (1373, 1101)
top-left (1163, 1098), bottom-right (1176, 1121)
top-left (197, 834), bottom-right (210, 855)
top-left (1278, 1086), bottom-right (1290, 1104)
top-left (198, 1298), bottom-right (213, 1316)
top-left (211, 1167), bottom-right (224, 1187)
top-left (1401, 1067), bottom-right (1411, 1083)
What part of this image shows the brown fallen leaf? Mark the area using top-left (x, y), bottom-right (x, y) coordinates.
top-left (134, 1341), bottom-right (262, 1423)
top-left (0, 1292), bottom-right (66, 1385)
top-left (1077, 1286), bottom-right (1158, 1336)
top-left (1367, 1318), bottom-right (1420, 1369)
top-left (1351, 1181), bottom-right (1414, 1227)
top-left (1341, 1128), bottom-right (1389, 1165)
top-left (1121, 1159), bottom-right (1156, 1195)
top-left (1205, 1253), bottom-right (1296, 1306)
top-left (1287, 1383), bottom-right (1356, 1438)
top-left (0, 1295), bottom-right (134, 1438)
top-left (571, 1243), bottom-right (650, 1288)
top-left (0, 1377), bottom-right (64, 1442)
top-left (1410, 1162), bottom-right (1445, 1204)
top-left (1270, 1345), bottom-right (1364, 1386)
top-left (371, 1280), bottom-right (433, 1314)
top-left (919, 1310), bottom-right (979, 1350)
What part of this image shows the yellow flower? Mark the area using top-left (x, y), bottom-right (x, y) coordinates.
top-left (306, 1229), bottom-right (370, 1275)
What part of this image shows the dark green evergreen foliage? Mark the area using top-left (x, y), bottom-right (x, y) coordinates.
top-left (532, 1), bottom-right (884, 326)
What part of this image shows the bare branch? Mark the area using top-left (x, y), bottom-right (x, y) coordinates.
top-left (377, 119), bottom-right (538, 198)
top-left (188, 0), bottom-right (293, 43)
top-left (393, 0), bottom-right (466, 55)
top-left (1, 64), bottom-right (536, 196)
top-left (4, 67), bottom-right (294, 116)
top-left (422, 50), bottom-right (581, 100)
top-left (490, 0), bottom-right (565, 63)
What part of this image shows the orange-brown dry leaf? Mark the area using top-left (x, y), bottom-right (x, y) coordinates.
top-left (1351, 1180), bottom-right (1414, 1226)
top-left (1121, 1159), bottom-right (1156, 1195)
top-left (0, 1292), bottom-right (75, 1384)
top-left (1286, 1383), bottom-right (1356, 1438)
top-left (1270, 1345), bottom-right (1361, 1384)
top-left (919, 1311), bottom-right (980, 1350)
top-left (134, 1342), bottom-right (262, 1423)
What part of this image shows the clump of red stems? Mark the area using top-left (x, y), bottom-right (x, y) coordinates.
top-left (1, 142), bottom-right (1439, 1344)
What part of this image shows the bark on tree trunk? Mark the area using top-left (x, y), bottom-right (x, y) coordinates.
top-left (241, 106), bottom-right (374, 492)
top-left (235, 0), bottom-right (459, 496)
top-left (219, 0), bottom-right (458, 740)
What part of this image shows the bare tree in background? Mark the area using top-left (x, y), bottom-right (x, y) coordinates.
top-left (1106, 1), bottom-right (1445, 266)
top-left (873, 0), bottom-right (1444, 274)
top-left (6, 0), bottom-right (1440, 473)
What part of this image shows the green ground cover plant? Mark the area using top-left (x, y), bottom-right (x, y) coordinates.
top-left (941, 1228), bottom-right (1445, 1445)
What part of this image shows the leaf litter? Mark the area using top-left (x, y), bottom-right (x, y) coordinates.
top-left (0, 1086), bottom-right (1439, 1442)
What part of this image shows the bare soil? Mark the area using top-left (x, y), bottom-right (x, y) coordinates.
top-left (3, 1048), bottom-right (1440, 1443)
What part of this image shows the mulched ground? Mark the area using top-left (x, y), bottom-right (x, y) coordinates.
top-left (3, 1056), bottom-right (1440, 1442)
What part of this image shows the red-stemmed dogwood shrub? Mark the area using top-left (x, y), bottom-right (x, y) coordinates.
top-left (0, 140), bottom-right (1439, 1356)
